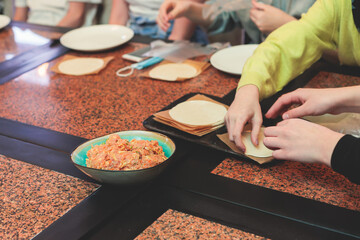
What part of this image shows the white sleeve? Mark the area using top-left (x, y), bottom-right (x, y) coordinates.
top-left (69, 0), bottom-right (102, 4)
top-left (14, 0), bottom-right (28, 7)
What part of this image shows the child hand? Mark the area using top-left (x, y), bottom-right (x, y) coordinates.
top-left (250, 0), bottom-right (296, 34)
top-left (157, 0), bottom-right (192, 32)
top-left (225, 85), bottom-right (263, 151)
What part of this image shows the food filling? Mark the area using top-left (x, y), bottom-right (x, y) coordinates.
top-left (86, 134), bottom-right (167, 170)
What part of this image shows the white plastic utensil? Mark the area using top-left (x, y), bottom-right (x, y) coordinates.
top-left (116, 57), bottom-right (163, 77)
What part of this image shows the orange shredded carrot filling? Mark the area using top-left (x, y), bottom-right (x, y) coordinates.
top-left (86, 134), bottom-right (167, 170)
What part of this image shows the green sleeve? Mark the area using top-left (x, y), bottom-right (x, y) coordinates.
top-left (238, 0), bottom-right (339, 100)
top-left (207, 11), bottom-right (243, 35)
top-left (207, 10), bottom-right (262, 43)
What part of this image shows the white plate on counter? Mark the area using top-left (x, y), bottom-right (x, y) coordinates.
top-left (210, 44), bottom-right (259, 75)
top-left (60, 24), bottom-right (134, 52)
top-left (0, 15), bottom-right (10, 29)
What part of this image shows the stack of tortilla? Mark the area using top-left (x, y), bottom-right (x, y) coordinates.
top-left (153, 94), bottom-right (228, 136)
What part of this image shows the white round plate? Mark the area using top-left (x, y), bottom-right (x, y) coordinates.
top-left (60, 24), bottom-right (134, 52)
top-left (0, 15), bottom-right (10, 29)
top-left (210, 44), bottom-right (259, 75)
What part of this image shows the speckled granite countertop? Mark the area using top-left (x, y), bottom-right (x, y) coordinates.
top-left (0, 42), bottom-right (238, 139)
top-left (213, 158), bottom-right (360, 211)
top-left (0, 23), bottom-right (359, 239)
top-left (0, 154), bottom-right (99, 239)
top-left (0, 24), bottom-right (62, 63)
top-left (0, 26), bottom-right (239, 238)
top-left (136, 209), bottom-right (269, 240)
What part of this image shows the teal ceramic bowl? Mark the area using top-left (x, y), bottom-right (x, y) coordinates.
top-left (71, 130), bottom-right (176, 185)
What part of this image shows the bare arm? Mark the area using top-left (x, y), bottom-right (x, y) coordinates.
top-left (109, 0), bottom-right (129, 25)
top-left (157, 0), bottom-right (212, 32)
top-left (334, 86), bottom-right (360, 113)
top-left (57, 2), bottom-right (86, 27)
top-left (13, 7), bottom-right (29, 22)
top-left (168, 17), bottom-right (196, 40)
top-left (168, 0), bottom-right (205, 41)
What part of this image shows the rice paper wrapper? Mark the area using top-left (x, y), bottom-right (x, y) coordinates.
top-left (142, 60), bottom-right (210, 81)
top-left (51, 55), bottom-right (114, 75)
top-left (153, 94), bottom-right (228, 136)
top-left (303, 113), bottom-right (360, 137)
top-left (217, 132), bottom-right (273, 164)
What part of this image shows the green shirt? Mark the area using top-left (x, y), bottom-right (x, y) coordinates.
top-left (239, 0), bottom-right (360, 100)
top-left (207, 0), bottom-right (315, 43)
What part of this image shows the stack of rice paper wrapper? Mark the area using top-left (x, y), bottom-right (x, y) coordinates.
top-left (153, 94), bottom-right (228, 136)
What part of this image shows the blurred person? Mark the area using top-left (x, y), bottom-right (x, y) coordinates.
top-left (109, 0), bottom-right (208, 43)
top-left (263, 87), bottom-right (360, 184)
top-left (157, 0), bottom-right (315, 43)
top-left (13, 0), bottom-right (102, 28)
top-left (0, 0), bottom-right (4, 14)
top-left (225, 0), bottom-right (359, 157)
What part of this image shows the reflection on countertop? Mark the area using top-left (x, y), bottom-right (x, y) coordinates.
top-left (0, 26), bottom-right (52, 63)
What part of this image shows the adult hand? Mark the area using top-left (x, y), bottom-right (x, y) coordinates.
top-left (263, 119), bottom-right (343, 166)
top-left (265, 88), bottom-right (343, 120)
top-left (225, 85), bottom-right (263, 151)
top-left (157, 0), bottom-right (191, 32)
top-left (250, 0), bottom-right (296, 34)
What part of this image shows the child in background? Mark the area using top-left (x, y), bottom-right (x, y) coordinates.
top-left (157, 0), bottom-right (315, 43)
top-left (109, 0), bottom-right (208, 43)
top-left (13, 0), bottom-right (101, 28)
